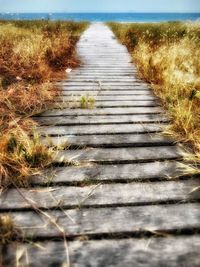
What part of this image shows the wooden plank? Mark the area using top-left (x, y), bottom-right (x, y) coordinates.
top-left (60, 87), bottom-right (151, 91)
top-left (82, 64), bottom-right (135, 66)
top-left (60, 80), bottom-right (146, 87)
top-left (36, 114), bottom-right (168, 126)
top-left (31, 161), bottom-right (185, 185)
top-left (77, 70), bottom-right (137, 73)
top-left (38, 123), bottom-right (165, 135)
top-left (61, 95), bottom-right (157, 101)
top-left (40, 133), bottom-right (173, 147)
top-left (1, 204), bottom-right (200, 238)
top-left (62, 83), bottom-right (148, 87)
top-left (54, 146), bottom-right (182, 164)
top-left (69, 73), bottom-right (136, 77)
top-left (1, 180), bottom-right (199, 210)
top-left (4, 237), bottom-right (200, 267)
top-left (72, 70), bottom-right (137, 74)
top-left (73, 67), bottom-right (137, 70)
top-left (39, 107), bottom-right (163, 117)
top-left (64, 78), bottom-right (140, 82)
top-left (55, 100), bottom-right (160, 108)
top-left (77, 67), bottom-right (136, 70)
top-left (61, 91), bottom-right (154, 96)
top-left (59, 83), bottom-right (149, 88)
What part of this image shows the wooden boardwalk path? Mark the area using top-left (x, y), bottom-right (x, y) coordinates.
top-left (1, 23), bottom-right (200, 267)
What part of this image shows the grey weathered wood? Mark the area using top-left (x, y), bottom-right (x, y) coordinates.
top-left (64, 78), bottom-right (139, 82)
top-left (61, 90), bottom-right (154, 96)
top-left (54, 100), bottom-right (160, 108)
top-left (35, 114), bottom-right (168, 125)
top-left (40, 133), bottom-right (173, 147)
top-left (2, 204), bottom-right (200, 238)
top-left (72, 70), bottom-right (137, 74)
top-left (62, 95), bottom-right (156, 101)
top-left (31, 161), bottom-right (185, 185)
top-left (54, 146), bottom-right (182, 164)
top-left (59, 81), bottom-right (149, 85)
top-left (39, 107), bottom-right (163, 117)
top-left (62, 90), bottom-right (156, 97)
top-left (68, 74), bottom-right (136, 77)
top-left (38, 123), bottom-right (165, 135)
top-left (4, 237), bottom-right (200, 267)
top-left (59, 86), bottom-right (151, 91)
top-left (1, 180), bottom-right (199, 210)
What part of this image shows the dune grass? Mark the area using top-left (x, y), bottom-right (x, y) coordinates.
top-left (108, 21), bottom-right (200, 163)
top-left (0, 215), bottom-right (19, 244)
top-left (0, 20), bottom-right (88, 188)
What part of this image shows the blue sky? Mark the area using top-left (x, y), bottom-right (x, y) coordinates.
top-left (0, 0), bottom-right (200, 13)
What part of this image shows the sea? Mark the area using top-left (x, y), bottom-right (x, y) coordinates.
top-left (0, 13), bottom-right (200, 22)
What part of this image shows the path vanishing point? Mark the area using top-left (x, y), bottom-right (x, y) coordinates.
top-left (2, 23), bottom-right (200, 267)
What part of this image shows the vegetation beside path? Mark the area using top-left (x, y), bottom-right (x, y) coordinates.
top-left (0, 20), bottom-right (88, 188)
top-left (108, 21), bottom-right (200, 165)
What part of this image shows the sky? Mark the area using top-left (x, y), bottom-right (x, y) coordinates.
top-left (0, 0), bottom-right (200, 13)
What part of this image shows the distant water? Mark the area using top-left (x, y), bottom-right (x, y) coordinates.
top-left (0, 13), bottom-right (200, 22)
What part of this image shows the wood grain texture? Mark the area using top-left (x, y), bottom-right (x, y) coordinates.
top-left (31, 161), bottom-right (185, 185)
top-left (1, 180), bottom-right (199, 210)
top-left (3, 237), bottom-right (200, 267)
top-left (2, 204), bottom-right (200, 238)
top-left (39, 107), bottom-right (163, 117)
top-left (36, 114), bottom-right (168, 126)
top-left (54, 146), bottom-right (182, 164)
top-left (38, 123), bottom-right (166, 135)
top-left (40, 133), bottom-right (173, 147)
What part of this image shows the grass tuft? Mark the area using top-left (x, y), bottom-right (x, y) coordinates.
top-left (0, 129), bottom-right (53, 188)
top-left (80, 94), bottom-right (96, 109)
top-left (0, 215), bottom-right (19, 244)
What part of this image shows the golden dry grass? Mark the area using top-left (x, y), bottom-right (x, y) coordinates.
top-left (0, 20), bottom-right (88, 188)
top-left (108, 21), bottom-right (200, 163)
top-left (0, 215), bottom-right (19, 244)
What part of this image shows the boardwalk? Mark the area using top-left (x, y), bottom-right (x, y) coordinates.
top-left (1, 23), bottom-right (200, 267)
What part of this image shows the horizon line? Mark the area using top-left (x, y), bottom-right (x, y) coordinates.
top-left (1, 11), bottom-right (200, 14)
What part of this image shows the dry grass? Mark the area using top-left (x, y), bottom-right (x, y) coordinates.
top-left (0, 20), bottom-right (88, 188)
top-left (108, 21), bottom-right (200, 164)
top-left (0, 215), bottom-right (19, 244)
top-left (80, 94), bottom-right (96, 109)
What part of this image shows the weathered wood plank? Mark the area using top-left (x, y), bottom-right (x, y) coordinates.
top-left (1, 180), bottom-right (199, 210)
top-left (64, 79), bottom-right (140, 83)
top-left (35, 114), bottom-right (168, 125)
top-left (61, 90), bottom-right (154, 96)
top-left (59, 81), bottom-right (148, 85)
top-left (54, 146), bottom-right (182, 164)
top-left (62, 95), bottom-right (156, 101)
top-left (68, 77), bottom-right (142, 81)
top-left (72, 70), bottom-right (137, 73)
top-left (3, 237), bottom-right (200, 267)
top-left (38, 123), bottom-right (165, 136)
top-left (54, 100), bottom-right (160, 108)
top-left (31, 161), bottom-right (185, 185)
top-left (40, 133), bottom-right (173, 147)
top-left (60, 84), bottom-right (149, 89)
top-left (68, 74), bottom-right (136, 77)
top-left (61, 88), bottom-right (153, 92)
top-left (39, 107), bottom-right (163, 117)
top-left (1, 204), bottom-right (200, 238)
